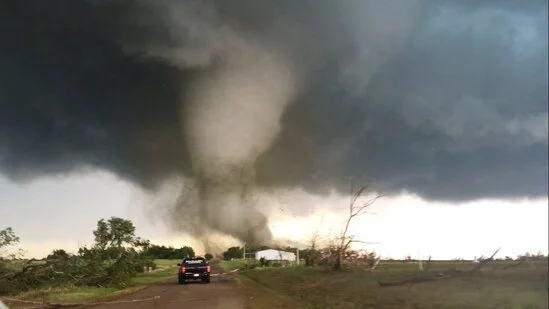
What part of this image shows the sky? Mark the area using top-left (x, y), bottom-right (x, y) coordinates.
top-left (1, 171), bottom-right (547, 260)
top-left (0, 0), bottom-right (547, 259)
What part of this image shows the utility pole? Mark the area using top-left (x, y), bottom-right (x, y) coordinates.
top-left (296, 248), bottom-right (300, 266)
top-left (243, 244), bottom-right (246, 260)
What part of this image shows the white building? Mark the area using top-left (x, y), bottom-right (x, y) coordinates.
top-left (255, 249), bottom-right (296, 262)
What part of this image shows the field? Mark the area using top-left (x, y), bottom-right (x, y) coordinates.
top-left (235, 261), bottom-right (549, 309)
top-left (219, 259), bottom-right (260, 272)
top-left (4, 259), bottom-right (547, 308)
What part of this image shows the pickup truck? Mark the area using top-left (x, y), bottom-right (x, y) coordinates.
top-left (177, 257), bottom-right (211, 284)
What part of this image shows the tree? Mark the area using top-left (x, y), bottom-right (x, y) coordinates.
top-left (0, 220), bottom-right (155, 295)
top-left (133, 237), bottom-right (150, 251)
top-left (47, 249), bottom-right (70, 261)
top-left (93, 217), bottom-right (136, 250)
top-left (364, 251), bottom-right (380, 269)
top-left (0, 227), bottom-right (19, 249)
top-left (334, 182), bottom-right (384, 271)
top-left (205, 253), bottom-right (213, 261)
top-left (305, 217), bottom-right (324, 266)
top-left (0, 227), bottom-right (19, 258)
top-left (178, 246), bottom-right (195, 259)
top-left (145, 245), bottom-right (195, 259)
top-left (222, 246), bottom-right (244, 260)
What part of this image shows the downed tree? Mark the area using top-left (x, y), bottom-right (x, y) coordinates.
top-left (378, 248), bottom-right (500, 287)
top-left (1, 295), bottom-right (160, 308)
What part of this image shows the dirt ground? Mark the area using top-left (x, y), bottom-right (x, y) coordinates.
top-left (75, 263), bottom-right (247, 309)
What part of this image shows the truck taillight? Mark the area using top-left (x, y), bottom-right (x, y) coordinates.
top-left (180, 266), bottom-right (186, 273)
top-left (206, 265), bottom-right (211, 272)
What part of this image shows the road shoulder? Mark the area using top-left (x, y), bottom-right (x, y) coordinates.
top-left (234, 273), bottom-right (309, 309)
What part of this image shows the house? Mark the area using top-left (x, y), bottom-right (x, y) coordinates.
top-left (255, 249), bottom-right (296, 262)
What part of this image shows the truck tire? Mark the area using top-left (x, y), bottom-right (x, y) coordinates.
top-left (203, 278), bottom-right (211, 284)
top-left (178, 278), bottom-right (186, 285)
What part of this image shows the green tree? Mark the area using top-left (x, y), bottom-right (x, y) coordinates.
top-left (0, 227), bottom-right (19, 249)
top-left (0, 227), bottom-right (19, 258)
top-left (133, 237), bottom-right (150, 250)
top-left (93, 217), bottom-right (136, 250)
top-left (204, 253), bottom-right (213, 261)
top-left (0, 220), bottom-right (155, 295)
top-left (222, 246), bottom-right (243, 260)
top-left (47, 249), bottom-right (70, 261)
top-left (145, 245), bottom-right (195, 259)
top-left (178, 246), bottom-right (195, 259)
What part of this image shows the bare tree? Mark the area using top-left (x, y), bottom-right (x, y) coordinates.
top-left (334, 182), bottom-right (384, 271)
top-left (310, 216), bottom-right (324, 251)
top-left (305, 216), bottom-right (324, 266)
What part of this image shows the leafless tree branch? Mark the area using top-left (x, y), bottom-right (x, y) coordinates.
top-left (335, 181), bottom-right (384, 271)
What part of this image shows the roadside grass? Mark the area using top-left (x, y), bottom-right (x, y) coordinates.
top-left (2, 260), bottom-right (179, 307)
top-left (238, 261), bottom-right (549, 309)
top-left (7, 286), bottom-right (142, 305)
top-left (130, 266), bottom-right (176, 285)
top-left (235, 273), bottom-right (310, 308)
top-left (153, 259), bottom-right (180, 268)
top-left (219, 259), bottom-right (260, 272)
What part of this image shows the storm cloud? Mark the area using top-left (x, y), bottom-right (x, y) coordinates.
top-left (1, 0), bottom-right (547, 220)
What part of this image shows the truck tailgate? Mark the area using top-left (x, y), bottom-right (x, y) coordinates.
top-left (185, 265), bottom-right (208, 273)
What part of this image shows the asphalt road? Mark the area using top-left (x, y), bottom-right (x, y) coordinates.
top-left (79, 262), bottom-right (247, 309)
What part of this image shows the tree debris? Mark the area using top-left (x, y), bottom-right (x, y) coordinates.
top-left (378, 248), bottom-right (501, 287)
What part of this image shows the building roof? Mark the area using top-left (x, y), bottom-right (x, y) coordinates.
top-left (256, 249), bottom-right (295, 254)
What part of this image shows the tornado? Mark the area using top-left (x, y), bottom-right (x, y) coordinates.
top-left (182, 34), bottom-right (296, 245)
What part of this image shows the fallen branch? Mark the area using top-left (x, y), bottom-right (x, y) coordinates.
top-left (471, 248), bottom-right (500, 273)
top-left (378, 248), bottom-right (500, 287)
top-left (370, 257), bottom-right (381, 271)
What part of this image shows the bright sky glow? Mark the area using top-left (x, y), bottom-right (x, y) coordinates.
top-left (1, 172), bottom-right (546, 260)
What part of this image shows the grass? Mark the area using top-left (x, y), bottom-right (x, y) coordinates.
top-left (219, 259), bottom-right (260, 272)
top-left (235, 272), bottom-right (309, 308)
top-left (2, 260), bottom-right (179, 307)
top-left (8, 286), bottom-right (142, 305)
top-left (130, 266), bottom-right (177, 285)
top-left (237, 261), bottom-right (549, 309)
top-left (153, 259), bottom-right (180, 268)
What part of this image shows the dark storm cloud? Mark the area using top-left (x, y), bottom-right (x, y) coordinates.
top-left (1, 0), bottom-right (547, 203)
top-left (255, 0), bottom-right (549, 200)
top-left (0, 0), bottom-right (195, 188)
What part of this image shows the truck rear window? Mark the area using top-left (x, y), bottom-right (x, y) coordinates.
top-left (184, 259), bottom-right (206, 264)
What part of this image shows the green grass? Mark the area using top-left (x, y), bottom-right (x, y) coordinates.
top-left (9, 286), bottom-right (140, 304)
top-left (130, 266), bottom-right (177, 285)
top-left (238, 261), bottom-right (549, 309)
top-left (2, 260), bottom-right (179, 307)
top-left (153, 259), bottom-right (180, 268)
top-left (219, 259), bottom-right (260, 272)
top-left (235, 272), bottom-right (310, 308)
